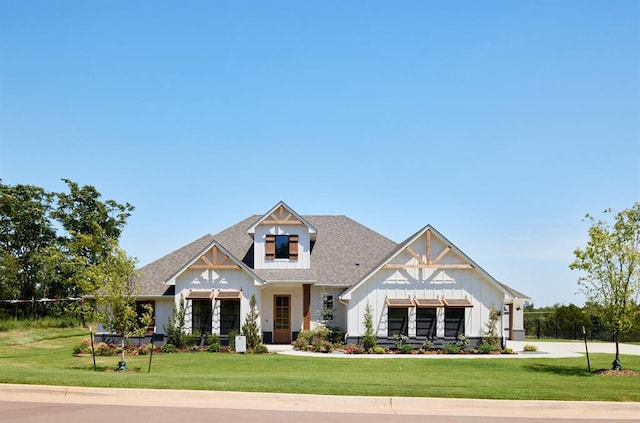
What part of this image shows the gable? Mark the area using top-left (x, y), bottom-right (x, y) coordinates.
top-left (164, 240), bottom-right (263, 287)
top-left (247, 201), bottom-right (317, 239)
top-left (187, 245), bottom-right (241, 270)
top-left (339, 225), bottom-right (524, 301)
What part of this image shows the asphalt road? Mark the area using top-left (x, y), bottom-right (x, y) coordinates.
top-left (1, 384), bottom-right (639, 422)
top-left (1, 400), bottom-right (630, 423)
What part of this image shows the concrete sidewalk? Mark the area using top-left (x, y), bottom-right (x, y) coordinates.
top-left (272, 340), bottom-right (640, 358)
top-left (1, 383), bottom-right (639, 420)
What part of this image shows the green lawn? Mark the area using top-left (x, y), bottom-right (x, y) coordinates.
top-left (1, 328), bottom-right (639, 402)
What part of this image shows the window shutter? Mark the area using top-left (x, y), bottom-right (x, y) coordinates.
top-left (289, 235), bottom-right (299, 259)
top-left (265, 234), bottom-right (275, 259)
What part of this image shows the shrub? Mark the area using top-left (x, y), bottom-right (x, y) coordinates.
top-left (398, 343), bottom-right (414, 354)
top-left (456, 335), bottom-right (470, 351)
top-left (502, 347), bottom-right (515, 354)
top-left (227, 329), bottom-right (238, 351)
top-left (312, 339), bottom-right (333, 353)
top-left (421, 339), bottom-right (436, 351)
top-left (476, 342), bottom-right (495, 354)
top-left (207, 342), bottom-right (220, 352)
top-left (161, 343), bottom-right (177, 353)
top-left (524, 344), bottom-right (538, 352)
top-left (442, 342), bottom-right (461, 354)
top-left (95, 342), bottom-right (114, 356)
top-left (371, 346), bottom-right (388, 354)
top-left (253, 344), bottom-right (269, 354)
top-left (207, 334), bottom-right (220, 346)
top-left (344, 344), bottom-right (365, 354)
top-left (293, 330), bottom-right (313, 350)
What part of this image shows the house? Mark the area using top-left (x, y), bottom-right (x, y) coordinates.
top-left (132, 201), bottom-right (530, 348)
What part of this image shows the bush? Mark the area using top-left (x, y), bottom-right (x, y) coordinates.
top-left (253, 344), bottom-right (269, 354)
top-left (161, 343), bottom-right (177, 353)
top-left (442, 342), bottom-right (460, 354)
top-left (398, 343), bottom-right (414, 354)
top-left (207, 342), bottom-right (220, 352)
top-left (344, 344), bottom-right (365, 354)
top-left (421, 339), bottom-right (436, 351)
top-left (476, 342), bottom-right (495, 354)
top-left (227, 329), bottom-right (238, 351)
top-left (371, 346), bottom-right (387, 354)
top-left (293, 330), bottom-right (313, 350)
top-left (524, 344), bottom-right (538, 352)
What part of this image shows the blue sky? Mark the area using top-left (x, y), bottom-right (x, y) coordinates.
top-left (1, 1), bottom-right (638, 307)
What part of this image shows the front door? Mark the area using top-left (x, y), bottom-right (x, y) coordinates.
top-left (273, 295), bottom-right (291, 344)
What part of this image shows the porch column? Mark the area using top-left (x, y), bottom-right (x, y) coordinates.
top-left (508, 303), bottom-right (514, 340)
top-left (303, 284), bottom-right (311, 330)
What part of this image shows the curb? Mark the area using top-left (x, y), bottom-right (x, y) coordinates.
top-left (1, 384), bottom-right (640, 419)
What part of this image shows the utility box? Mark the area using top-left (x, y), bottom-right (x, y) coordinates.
top-left (235, 335), bottom-right (246, 353)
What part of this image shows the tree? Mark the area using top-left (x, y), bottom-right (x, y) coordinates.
top-left (0, 182), bottom-right (58, 315)
top-left (163, 295), bottom-right (187, 348)
top-left (480, 305), bottom-right (501, 351)
top-left (241, 294), bottom-right (262, 351)
top-left (90, 240), bottom-right (151, 370)
top-left (570, 203), bottom-right (640, 369)
top-left (362, 303), bottom-right (377, 351)
top-left (52, 179), bottom-right (134, 298)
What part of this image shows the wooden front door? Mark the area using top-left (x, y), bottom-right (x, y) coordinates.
top-left (273, 295), bottom-right (291, 344)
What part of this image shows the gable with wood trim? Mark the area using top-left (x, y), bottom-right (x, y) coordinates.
top-left (339, 225), bottom-right (530, 347)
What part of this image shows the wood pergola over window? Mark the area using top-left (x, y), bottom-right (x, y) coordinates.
top-left (442, 298), bottom-right (473, 308)
top-left (185, 289), bottom-right (214, 300)
top-left (385, 298), bottom-right (415, 308)
top-left (414, 298), bottom-right (444, 308)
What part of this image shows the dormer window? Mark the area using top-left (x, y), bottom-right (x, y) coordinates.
top-left (266, 234), bottom-right (299, 260)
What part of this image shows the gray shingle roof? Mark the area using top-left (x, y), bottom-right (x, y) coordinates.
top-left (135, 214), bottom-right (398, 296)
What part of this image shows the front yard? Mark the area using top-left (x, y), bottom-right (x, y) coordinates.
top-left (0, 327), bottom-right (639, 402)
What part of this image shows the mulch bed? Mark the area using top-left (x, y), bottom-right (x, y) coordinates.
top-left (594, 369), bottom-right (639, 377)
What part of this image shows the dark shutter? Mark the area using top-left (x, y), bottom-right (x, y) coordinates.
top-left (289, 234), bottom-right (299, 259)
top-left (265, 234), bottom-right (275, 259)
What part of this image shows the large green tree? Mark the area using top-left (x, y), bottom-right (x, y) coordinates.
top-left (0, 182), bottom-right (58, 313)
top-left (0, 179), bottom-right (135, 320)
top-left (570, 203), bottom-right (640, 369)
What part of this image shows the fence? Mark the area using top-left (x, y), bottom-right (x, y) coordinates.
top-left (525, 319), bottom-right (640, 343)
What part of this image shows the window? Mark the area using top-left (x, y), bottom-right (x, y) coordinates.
top-left (416, 308), bottom-right (437, 338)
top-left (275, 235), bottom-right (289, 258)
top-left (444, 307), bottom-right (465, 338)
top-left (192, 299), bottom-right (212, 334)
top-left (388, 308), bottom-right (408, 337)
top-left (219, 299), bottom-right (240, 335)
top-left (266, 234), bottom-right (299, 260)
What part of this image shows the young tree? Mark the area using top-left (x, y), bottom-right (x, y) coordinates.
top-left (164, 294), bottom-right (186, 348)
top-left (241, 294), bottom-right (262, 351)
top-left (362, 303), bottom-right (377, 351)
top-left (89, 240), bottom-right (151, 370)
top-left (481, 305), bottom-right (501, 351)
top-left (570, 203), bottom-right (640, 369)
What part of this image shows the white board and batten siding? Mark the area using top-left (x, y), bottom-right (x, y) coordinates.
top-left (345, 231), bottom-right (506, 338)
top-left (253, 224), bottom-right (311, 270)
top-left (173, 267), bottom-right (259, 333)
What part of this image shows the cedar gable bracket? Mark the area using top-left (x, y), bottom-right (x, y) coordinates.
top-left (188, 245), bottom-right (240, 270)
top-left (261, 204), bottom-right (303, 225)
top-left (383, 229), bottom-right (474, 270)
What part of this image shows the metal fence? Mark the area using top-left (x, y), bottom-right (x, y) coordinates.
top-left (525, 319), bottom-right (640, 343)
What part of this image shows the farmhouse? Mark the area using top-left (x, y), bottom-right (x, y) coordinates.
top-left (133, 201), bottom-right (530, 348)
